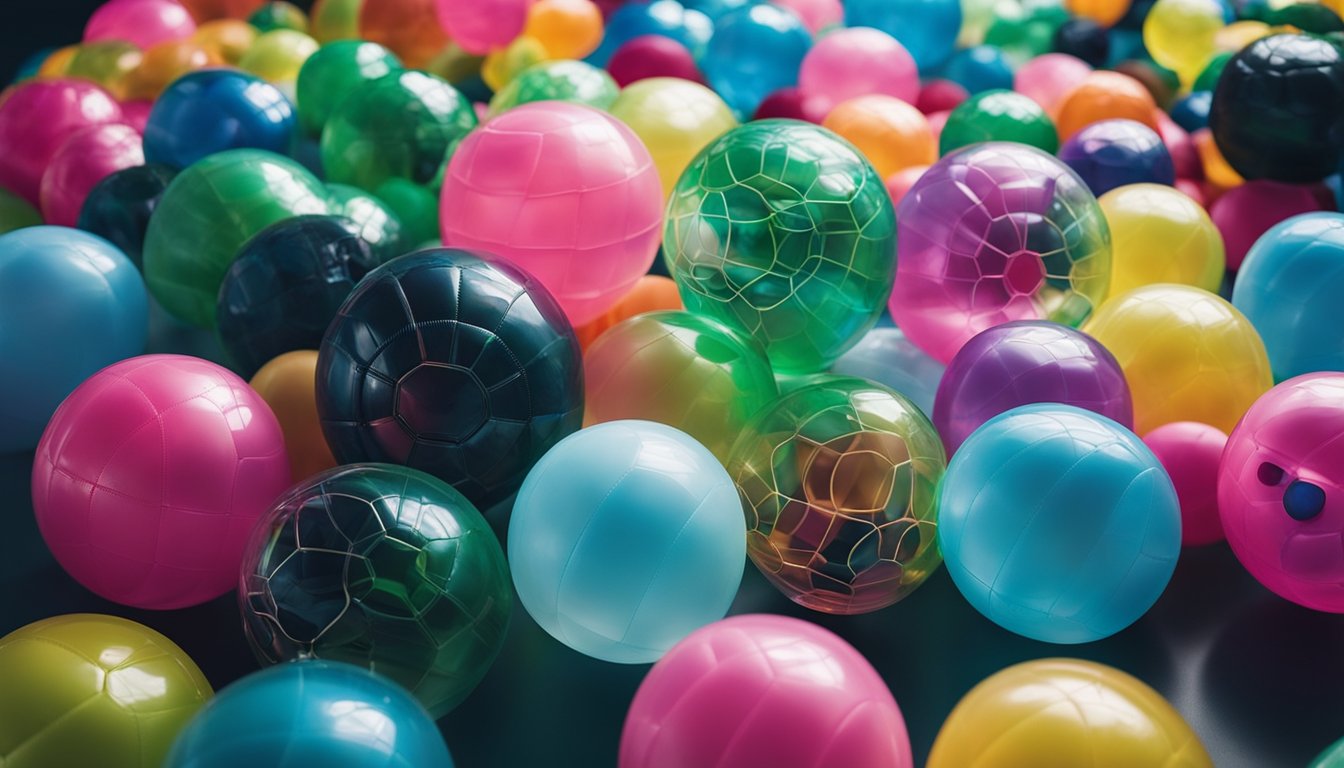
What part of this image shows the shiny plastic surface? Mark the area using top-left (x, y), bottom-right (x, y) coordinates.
top-left (574, 275), bottom-right (684, 350)
top-left (143, 69), bottom-right (295, 170)
top-left (822, 95), bottom-right (936, 181)
top-left (1059, 119), bottom-right (1176, 196)
top-left (525, 0), bottom-right (604, 60)
top-left (357, 0), bottom-right (447, 68)
top-left (607, 78), bottom-right (737, 198)
top-left (76, 163), bottom-right (176, 267)
top-left (1053, 70), bottom-right (1160, 140)
top-left (39, 123), bottom-right (144, 227)
top-left (1143, 0), bottom-right (1224, 86)
top-left (488, 60), bottom-right (619, 116)
top-left (938, 89), bottom-right (1059, 155)
top-left (830, 327), bottom-right (945, 418)
top-left (84, 0), bottom-right (197, 50)
top-left (294, 40), bottom-right (401, 137)
top-left (606, 35), bottom-right (703, 87)
top-left (0, 79), bottom-right (124, 206)
top-left (1144, 421), bottom-right (1227, 547)
top-left (248, 350), bottom-right (335, 482)
top-left (1013, 52), bottom-right (1092, 112)
top-left (1211, 180), bottom-right (1328, 272)
top-left (1101, 183), bottom-right (1224, 298)
top-left (700, 4), bottom-right (811, 117)
top-left (846, 0), bottom-right (961, 72)
top-left (798, 27), bottom-right (918, 112)
top-left (434, 0), bottom-right (530, 55)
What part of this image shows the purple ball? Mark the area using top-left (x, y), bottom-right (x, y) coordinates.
top-left (607, 34), bottom-right (703, 87)
top-left (933, 320), bottom-right (1133, 455)
top-left (1058, 119), bottom-right (1176, 197)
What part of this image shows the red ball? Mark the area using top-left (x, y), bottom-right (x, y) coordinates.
top-left (752, 87), bottom-right (828, 123)
top-left (1143, 422), bottom-right (1227, 547)
top-left (916, 79), bottom-right (969, 115)
top-left (607, 34), bottom-right (702, 87)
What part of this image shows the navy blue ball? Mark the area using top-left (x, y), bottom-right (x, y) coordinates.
top-left (76, 163), bottom-right (177, 268)
top-left (1169, 91), bottom-right (1212, 133)
top-left (1058, 119), bottom-right (1175, 196)
top-left (144, 70), bottom-right (296, 170)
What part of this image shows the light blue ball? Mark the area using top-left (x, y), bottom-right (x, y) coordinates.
top-left (846, 0), bottom-right (962, 73)
top-left (702, 4), bottom-right (812, 118)
top-left (831, 327), bottom-right (945, 418)
top-left (508, 420), bottom-right (746, 663)
top-left (1233, 212), bottom-right (1344, 383)
top-left (0, 226), bottom-right (147, 453)
top-left (938, 45), bottom-right (1015, 94)
top-left (937, 404), bottom-right (1180, 644)
top-left (165, 661), bottom-right (453, 768)
top-left (586, 0), bottom-right (714, 67)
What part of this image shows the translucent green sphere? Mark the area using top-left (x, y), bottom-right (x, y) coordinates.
top-left (727, 375), bottom-right (947, 614)
top-left (939, 89), bottom-right (1059, 156)
top-left (296, 40), bottom-right (402, 137)
top-left (664, 120), bottom-right (897, 374)
top-left (321, 70), bottom-right (477, 192)
top-left (326, 182), bottom-right (405, 261)
top-left (487, 59), bottom-right (619, 116)
top-left (143, 149), bottom-right (329, 328)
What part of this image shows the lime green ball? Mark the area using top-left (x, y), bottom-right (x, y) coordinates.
top-left (296, 40), bottom-right (401, 137)
top-left (0, 188), bottom-right (41, 234)
top-left (66, 41), bottom-right (141, 99)
top-left (249, 1), bottom-right (310, 33)
top-left (939, 90), bottom-right (1059, 155)
top-left (375, 178), bottom-right (441, 246)
top-left (311, 0), bottom-right (363, 43)
top-left (985, 3), bottom-right (1069, 65)
top-left (239, 29), bottom-right (320, 83)
top-left (326, 182), bottom-right (405, 261)
top-left (1193, 51), bottom-right (1233, 93)
top-left (487, 59), bottom-right (618, 116)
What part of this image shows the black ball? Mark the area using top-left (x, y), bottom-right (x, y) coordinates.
top-left (76, 164), bottom-right (177, 268)
top-left (1053, 18), bottom-right (1111, 68)
top-left (1209, 33), bottom-right (1344, 183)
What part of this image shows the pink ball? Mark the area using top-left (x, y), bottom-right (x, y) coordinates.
top-left (916, 78), bottom-right (969, 115)
top-left (620, 615), bottom-right (914, 768)
top-left (771, 0), bottom-right (842, 33)
top-left (435, 0), bottom-right (532, 55)
top-left (1175, 178), bottom-right (1206, 207)
top-left (0, 79), bottom-right (124, 206)
top-left (753, 87), bottom-right (829, 123)
top-left (607, 35), bottom-right (702, 87)
top-left (119, 99), bottom-right (154, 133)
top-left (1219, 373), bottom-right (1344, 612)
top-left (1014, 53), bottom-right (1092, 112)
top-left (1155, 111), bottom-right (1200, 181)
top-left (84, 0), bottom-right (197, 50)
top-left (1143, 422), bottom-right (1227, 547)
top-left (927, 109), bottom-right (950, 142)
top-left (441, 102), bottom-right (663, 326)
top-left (798, 27), bottom-right (918, 112)
top-left (32, 354), bottom-right (291, 610)
top-left (40, 124), bottom-right (144, 227)
top-left (1210, 180), bottom-right (1328, 271)
top-left (886, 165), bottom-right (929, 206)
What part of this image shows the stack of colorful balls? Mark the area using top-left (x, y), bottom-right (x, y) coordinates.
top-left (2, 0), bottom-right (1344, 765)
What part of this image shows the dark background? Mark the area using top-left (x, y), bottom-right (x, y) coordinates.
top-left (4, 2), bottom-right (1344, 767)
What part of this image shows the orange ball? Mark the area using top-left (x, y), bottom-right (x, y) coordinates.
top-left (1053, 71), bottom-right (1160, 140)
top-left (127, 40), bottom-right (212, 100)
top-left (359, 0), bottom-right (450, 68)
top-left (1066, 0), bottom-right (1130, 27)
top-left (576, 275), bottom-right (684, 351)
top-left (525, 0), bottom-right (604, 60)
top-left (193, 19), bottom-right (258, 65)
top-left (37, 46), bottom-right (79, 79)
top-left (822, 95), bottom-right (936, 180)
top-left (249, 350), bottom-right (337, 483)
top-left (178, 0), bottom-right (266, 22)
top-left (1193, 127), bottom-right (1244, 192)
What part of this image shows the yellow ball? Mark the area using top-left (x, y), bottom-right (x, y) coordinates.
top-left (1083, 284), bottom-right (1272, 434)
top-left (525, 0), bottom-right (604, 60)
top-left (37, 45), bottom-right (79, 78)
top-left (1194, 128), bottom-right (1244, 191)
top-left (193, 19), bottom-right (259, 66)
top-left (1102, 183), bottom-right (1225, 298)
top-left (1214, 20), bottom-right (1271, 53)
top-left (310, 0), bottom-right (363, 43)
top-left (609, 78), bottom-right (738, 198)
top-left (1143, 0), bottom-right (1225, 86)
top-left (821, 95), bottom-right (936, 180)
top-left (482, 35), bottom-right (549, 92)
top-left (238, 28), bottom-right (319, 84)
top-left (65, 41), bottom-right (144, 101)
top-left (249, 350), bottom-right (337, 483)
top-left (928, 659), bottom-right (1212, 768)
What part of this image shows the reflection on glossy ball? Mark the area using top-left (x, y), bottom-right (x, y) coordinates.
top-left (76, 163), bottom-right (176, 267)
top-left (574, 275), bottom-right (684, 350)
top-left (700, 4), bottom-right (811, 117)
top-left (620, 614), bottom-right (914, 768)
top-left (727, 377), bottom-right (946, 614)
top-left (927, 659), bottom-right (1212, 768)
top-left (192, 19), bottom-right (257, 64)
top-left (822, 95), bottom-right (937, 181)
top-left (358, 0), bottom-right (447, 68)
top-left (1053, 71), bottom-right (1159, 140)
top-left (316, 248), bottom-right (584, 510)
top-left (525, 0), bottom-right (604, 59)
top-left (1144, 421), bottom-right (1226, 546)
top-left (295, 40), bottom-right (401, 137)
top-left (797, 26), bottom-right (919, 111)
top-left (488, 59), bottom-right (618, 116)
top-left (1059, 119), bottom-right (1175, 196)
top-left (40, 123), bottom-right (144, 228)
top-left (938, 405), bottom-right (1181, 643)
top-left (250, 350), bottom-right (337, 483)
top-left (1101, 183), bottom-right (1224, 298)
top-left (607, 77), bottom-right (738, 198)
top-left (938, 89), bottom-right (1059, 156)
top-left (831, 327), bottom-right (946, 418)
top-left (0, 614), bottom-right (212, 768)
top-left (890, 142), bottom-right (1111, 364)
top-left (665, 120), bottom-right (897, 374)
top-left (0, 79), bottom-right (123, 206)
top-left (1084, 284), bottom-right (1272, 434)
top-left (509, 421), bottom-right (745, 663)
top-left (325, 183), bottom-right (405, 262)
top-left (85, 0), bottom-right (197, 50)
top-left (143, 69), bottom-right (296, 170)
top-left (241, 463), bottom-right (511, 716)
top-left (585, 311), bottom-right (776, 463)
top-left (846, 0), bottom-right (961, 72)
top-left (1211, 180), bottom-right (1327, 272)
top-left (1143, 0), bottom-right (1224, 86)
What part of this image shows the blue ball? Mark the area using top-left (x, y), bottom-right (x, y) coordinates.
top-left (1169, 90), bottom-right (1212, 133)
top-left (846, 0), bottom-right (962, 72)
top-left (937, 404), bottom-right (1180, 644)
top-left (938, 45), bottom-right (1015, 94)
top-left (1058, 118), bottom-right (1175, 197)
top-left (0, 226), bottom-right (147, 452)
top-left (586, 0), bottom-right (714, 67)
top-left (702, 4), bottom-right (813, 118)
top-left (1233, 212), bottom-right (1344, 382)
top-left (830, 327), bottom-right (945, 418)
top-left (164, 661), bottom-right (453, 767)
top-left (144, 70), bottom-right (296, 170)
top-left (508, 420), bottom-right (746, 663)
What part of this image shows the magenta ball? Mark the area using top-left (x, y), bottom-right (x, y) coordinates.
top-left (933, 320), bottom-right (1132, 455)
top-left (435, 0), bottom-right (531, 54)
top-left (441, 101), bottom-right (663, 326)
top-left (607, 34), bottom-right (703, 87)
top-left (1210, 180), bottom-right (1329, 271)
top-left (119, 99), bottom-right (153, 133)
top-left (1156, 112), bottom-right (1200, 181)
top-left (771, 0), bottom-right (842, 33)
top-left (916, 78), bottom-right (969, 115)
top-left (752, 87), bottom-right (829, 122)
top-left (84, 0), bottom-right (196, 49)
top-left (40, 123), bottom-right (144, 227)
top-left (1144, 421), bottom-right (1227, 547)
top-left (1013, 52), bottom-right (1092, 111)
top-left (798, 27), bottom-right (918, 111)
top-left (927, 109), bottom-right (950, 141)
top-left (32, 354), bottom-right (291, 610)
top-left (0, 79), bottom-right (124, 206)
top-left (619, 614), bottom-right (914, 768)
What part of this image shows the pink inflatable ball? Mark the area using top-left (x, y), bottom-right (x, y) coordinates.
top-left (926, 109), bottom-right (950, 142)
top-left (619, 614), bottom-right (914, 768)
top-left (39, 123), bottom-right (144, 227)
top-left (607, 34), bottom-right (703, 87)
top-left (771, 0), bottom-right (840, 33)
top-left (1143, 421), bottom-right (1227, 546)
top-left (435, 0), bottom-right (533, 55)
top-left (119, 99), bottom-right (153, 133)
top-left (1176, 178), bottom-right (1206, 207)
top-left (1211, 180), bottom-right (1330, 272)
top-left (797, 27), bottom-right (919, 113)
top-left (1013, 52), bottom-right (1092, 112)
top-left (752, 86), bottom-right (828, 122)
top-left (441, 102), bottom-right (664, 326)
top-left (1156, 111), bottom-right (1201, 181)
top-left (916, 78), bottom-right (969, 115)
top-left (32, 354), bottom-right (291, 610)
top-left (85, 0), bottom-right (197, 49)
top-left (886, 165), bottom-right (929, 205)
top-left (0, 79), bottom-right (124, 206)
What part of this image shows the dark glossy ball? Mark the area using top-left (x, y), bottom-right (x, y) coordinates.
top-left (144, 69), bottom-right (296, 170)
top-left (1210, 34), bottom-right (1344, 183)
top-left (217, 215), bottom-right (379, 378)
top-left (1053, 18), bottom-right (1110, 68)
top-left (76, 164), bottom-right (177, 268)
top-left (316, 248), bottom-right (584, 510)
top-left (1169, 91), bottom-right (1212, 133)
top-left (1059, 118), bottom-right (1175, 196)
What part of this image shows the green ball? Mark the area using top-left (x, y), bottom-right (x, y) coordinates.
top-left (375, 178), bottom-right (441, 246)
top-left (143, 149), bottom-right (329, 328)
top-left (664, 120), bottom-right (897, 375)
top-left (296, 40), bottom-right (401, 137)
top-left (939, 89), bottom-right (1059, 156)
top-left (1193, 51), bottom-right (1233, 93)
top-left (985, 3), bottom-right (1069, 65)
top-left (487, 60), bottom-right (619, 116)
top-left (0, 188), bottom-right (41, 234)
top-left (326, 182), bottom-right (405, 261)
top-left (321, 70), bottom-right (477, 192)
top-left (249, 1), bottom-right (309, 33)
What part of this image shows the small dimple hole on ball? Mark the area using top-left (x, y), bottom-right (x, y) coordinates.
top-left (1258, 461), bottom-right (1285, 486)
